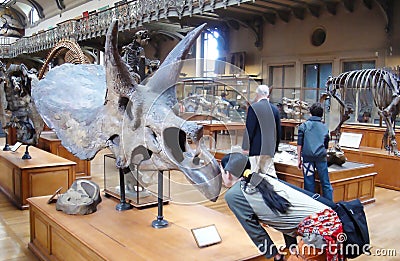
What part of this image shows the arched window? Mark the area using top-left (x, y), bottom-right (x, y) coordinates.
top-left (203, 30), bottom-right (220, 77)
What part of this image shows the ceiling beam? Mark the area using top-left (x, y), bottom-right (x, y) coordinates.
top-left (264, 12), bottom-right (277, 25)
top-left (343, 0), bottom-right (355, 12)
top-left (375, 0), bottom-right (393, 33)
top-left (242, 3), bottom-right (291, 23)
top-left (55, 0), bottom-right (65, 10)
top-left (292, 6), bottom-right (305, 20)
top-left (308, 4), bottom-right (321, 17)
top-left (326, 1), bottom-right (339, 15)
top-left (363, 0), bottom-right (373, 9)
top-left (259, 0), bottom-right (306, 20)
top-left (277, 9), bottom-right (291, 22)
top-left (285, 0), bottom-right (321, 17)
top-left (228, 6), bottom-right (277, 25)
top-left (9, 7), bottom-right (27, 27)
top-left (258, 0), bottom-right (292, 9)
top-left (26, 0), bottom-right (45, 18)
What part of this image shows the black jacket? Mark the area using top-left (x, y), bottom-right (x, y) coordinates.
top-left (242, 99), bottom-right (281, 156)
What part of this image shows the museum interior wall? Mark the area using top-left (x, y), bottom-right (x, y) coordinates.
top-left (226, 0), bottom-right (400, 130)
top-left (2, 1), bottom-right (400, 131)
top-left (1, 2), bottom-right (400, 260)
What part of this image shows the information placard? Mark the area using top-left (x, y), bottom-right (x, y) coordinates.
top-left (339, 132), bottom-right (363, 149)
top-left (10, 142), bottom-right (22, 152)
top-left (191, 224), bottom-right (222, 248)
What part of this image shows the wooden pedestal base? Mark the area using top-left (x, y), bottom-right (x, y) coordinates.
top-left (274, 160), bottom-right (376, 204)
top-left (28, 196), bottom-right (264, 261)
top-left (342, 146), bottom-right (400, 191)
top-left (0, 146), bottom-right (76, 209)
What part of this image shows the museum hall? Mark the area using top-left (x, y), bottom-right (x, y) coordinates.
top-left (0, 0), bottom-right (399, 260)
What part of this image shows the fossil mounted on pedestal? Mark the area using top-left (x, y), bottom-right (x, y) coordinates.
top-left (32, 20), bottom-right (222, 202)
top-left (323, 69), bottom-right (400, 155)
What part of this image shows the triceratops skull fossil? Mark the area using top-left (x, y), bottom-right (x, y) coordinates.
top-left (31, 20), bottom-right (221, 201)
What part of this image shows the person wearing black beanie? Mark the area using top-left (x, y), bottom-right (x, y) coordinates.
top-left (220, 153), bottom-right (342, 261)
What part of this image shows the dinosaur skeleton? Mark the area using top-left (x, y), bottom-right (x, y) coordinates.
top-left (32, 20), bottom-right (221, 201)
top-left (323, 68), bottom-right (400, 155)
top-left (182, 94), bottom-right (230, 120)
top-left (121, 29), bottom-right (160, 83)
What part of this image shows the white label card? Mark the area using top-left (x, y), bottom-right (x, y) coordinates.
top-left (10, 142), bottom-right (22, 152)
top-left (338, 132), bottom-right (363, 149)
top-left (191, 224), bottom-right (222, 248)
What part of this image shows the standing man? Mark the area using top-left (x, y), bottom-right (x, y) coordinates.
top-left (242, 85), bottom-right (281, 177)
top-left (297, 102), bottom-right (333, 200)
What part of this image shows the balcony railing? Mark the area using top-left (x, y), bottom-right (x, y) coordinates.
top-left (0, 0), bottom-right (248, 58)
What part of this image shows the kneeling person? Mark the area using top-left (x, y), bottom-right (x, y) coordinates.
top-left (221, 153), bottom-right (343, 261)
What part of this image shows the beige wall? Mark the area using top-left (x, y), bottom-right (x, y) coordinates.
top-left (228, 0), bottom-right (399, 83)
top-left (226, 0), bottom-right (400, 130)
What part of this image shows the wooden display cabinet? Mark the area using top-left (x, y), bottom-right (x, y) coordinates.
top-left (0, 146), bottom-right (76, 209)
top-left (274, 160), bottom-right (376, 204)
top-left (342, 146), bottom-right (400, 191)
top-left (340, 124), bottom-right (400, 191)
top-left (212, 150), bottom-right (377, 204)
top-left (38, 131), bottom-right (91, 179)
top-left (28, 196), bottom-right (264, 261)
top-left (341, 124), bottom-right (400, 150)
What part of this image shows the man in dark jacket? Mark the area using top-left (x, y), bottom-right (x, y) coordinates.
top-left (242, 85), bottom-right (281, 177)
top-left (297, 102), bottom-right (333, 200)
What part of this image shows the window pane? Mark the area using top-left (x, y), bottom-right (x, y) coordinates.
top-left (304, 64), bottom-right (318, 88)
top-left (343, 61), bottom-right (375, 72)
top-left (269, 65), bottom-right (295, 105)
top-left (303, 63), bottom-right (332, 103)
top-left (319, 64), bottom-right (332, 88)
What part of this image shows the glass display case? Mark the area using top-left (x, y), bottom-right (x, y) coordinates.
top-left (176, 75), bottom-right (259, 123)
top-left (103, 154), bottom-right (170, 208)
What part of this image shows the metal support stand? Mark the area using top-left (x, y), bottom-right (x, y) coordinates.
top-left (22, 145), bottom-right (31, 160)
top-left (3, 135), bottom-right (10, 151)
top-left (116, 168), bottom-right (133, 211)
top-left (152, 170), bottom-right (168, 228)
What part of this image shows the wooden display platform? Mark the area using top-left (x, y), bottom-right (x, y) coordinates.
top-left (38, 131), bottom-right (91, 179)
top-left (27, 196), bottom-right (264, 261)
top-left (280, 119), bottom-right (303, 141)
top-left (212, 150), bottom-right (376, 204)
top-left (274, 160), bottom-right (376, 204)
top-left (341, 124), bottom-right (400, 150)
top-left (0, 146), bottom-right (76, 209)
top-left (342, 146), bottom-right (400, 191)
top-left (200, 122), bottom-right (245, 148)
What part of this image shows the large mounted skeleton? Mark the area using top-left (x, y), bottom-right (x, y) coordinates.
top-left (323, 68), bottom-right (400, 155)
top-left (32, 20), bottom-right (222, 201)
top-left (0, 61), bottom-right (43, 145)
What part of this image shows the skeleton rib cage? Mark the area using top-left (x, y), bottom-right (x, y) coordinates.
top-left (325, 68), bottom-right (400, 155)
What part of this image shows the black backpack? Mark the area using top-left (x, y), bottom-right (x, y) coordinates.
top-left (333, 199), bottom-right (370, 259)
top-left (280, 180), bottom-right (370, 259)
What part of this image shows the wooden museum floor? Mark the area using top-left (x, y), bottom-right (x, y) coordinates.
top-left (0, 135), bottom-right (400, 261)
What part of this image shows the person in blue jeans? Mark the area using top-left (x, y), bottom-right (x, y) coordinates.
top-left (297, 102), bottom-right (333, 201)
